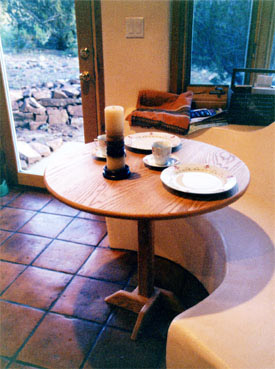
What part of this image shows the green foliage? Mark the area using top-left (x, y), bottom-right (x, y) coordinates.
top-left (192, 0), bottom-right (252, 84)
top-left (0, 0), bottom-right (77, 54)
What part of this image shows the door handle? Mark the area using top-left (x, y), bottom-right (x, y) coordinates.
top-left (79, 71), bottom-right (91, 82)
top-left (80, 47), bottom-right (90, 59)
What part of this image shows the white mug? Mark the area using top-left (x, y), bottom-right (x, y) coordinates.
top-left (152, 140), bottom-right (172, 165)
top-left (95, 134), bottom-right (107, 155)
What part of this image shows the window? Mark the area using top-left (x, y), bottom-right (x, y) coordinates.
top-left (191, 0), bottom-right (253, 85)
top-left (170, 0), bottom-right (275, 93)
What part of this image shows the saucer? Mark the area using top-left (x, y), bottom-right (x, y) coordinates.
top-left (92, 148), bottom-right (107, 160)
top-left (125, 132), bottom-right (181, 153)
top-left (143, 154), bottom-right (180, 169)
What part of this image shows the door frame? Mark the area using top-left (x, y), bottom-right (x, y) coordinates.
top-left (0, 0), bottom-right (104, 188)
top-left (75, 0), bottom-right (105, 143)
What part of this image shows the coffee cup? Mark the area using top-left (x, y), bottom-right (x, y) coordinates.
top-left (152, 140), bottom-right (172, 165)
top-left (95, 134), bottom-right (107, 155)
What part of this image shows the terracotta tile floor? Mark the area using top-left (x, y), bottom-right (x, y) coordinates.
top-left (0, 187), bottom-right (208, 369)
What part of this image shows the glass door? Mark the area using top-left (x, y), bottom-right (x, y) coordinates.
top-left (0, 0), bottom-right (104, 187)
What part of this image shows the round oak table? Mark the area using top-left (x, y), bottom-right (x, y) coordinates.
top-left (44, 137), bottom-right (250, 340)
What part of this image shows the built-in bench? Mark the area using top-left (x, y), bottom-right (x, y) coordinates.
top-left (106, 123), bottom-right (275, 369)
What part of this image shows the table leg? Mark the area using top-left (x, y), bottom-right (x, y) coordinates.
top-left (137, 219), bottom-right (154, 297)
top-left (105, 219), bottom-right (184, 340)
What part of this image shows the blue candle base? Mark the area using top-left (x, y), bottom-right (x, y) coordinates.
top-left (103, 165), bottom-right (131, 180)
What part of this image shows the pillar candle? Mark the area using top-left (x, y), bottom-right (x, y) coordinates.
top-left (107, 156), bottom-right (125, 171)
top-left (105, 105), bottom-right (124, 137)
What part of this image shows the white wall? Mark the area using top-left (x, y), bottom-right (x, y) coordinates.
top-left (101, 0), bottom-right (170, 115)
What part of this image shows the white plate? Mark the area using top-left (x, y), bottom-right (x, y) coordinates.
top-left (125, 132), bottom-right (181, 152)
top-left (161, 164), bottom-right (237, 195)
top-left (143, 154), bottom-right (180, 169)
top-left (92, 148), bottom-right (106, 160)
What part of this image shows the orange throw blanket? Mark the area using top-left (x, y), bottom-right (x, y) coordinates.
top-left (126, 90), bottom-right (193, 134)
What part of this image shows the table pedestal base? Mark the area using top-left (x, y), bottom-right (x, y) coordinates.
top-left (105, 287), bottom-right (184, 340)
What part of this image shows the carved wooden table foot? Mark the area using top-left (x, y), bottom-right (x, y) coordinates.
top-left (105, 286), bottom-right (184, 340)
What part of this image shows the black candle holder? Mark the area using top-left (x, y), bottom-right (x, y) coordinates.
top-left (103, 164), bottom-right (131, 180)
top-left (103, 138), bottom-right (131, 180)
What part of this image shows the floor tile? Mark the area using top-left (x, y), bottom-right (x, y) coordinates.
top-left (52, 276), bottom-right (120, 323)
top-left (0, 261), bottom-right (25, 294)
top-left (2, 266), bottom-right (72, 309)
top-left (58, 218), bottom-right (107, 246)
top-left (0, 208), bottom-right (35, 231)
top-left (33, 240), bottom-right (93, 274)
top-left (42, 198), bottom-right (80, 216)
top-left (0, 189), bottom-right (21, 206)
top-left (8, 191), bottom-right (51, 211)
top-left (18, 313), bottom-right (101, 369)
top-left (78, 247), bottom-right (136, 282)
top-left (0, 229), bottom-right (13, 244)
top-left (154, 257), bottom-right (196, 298)
top-left (0, 357), bottom-right (9, 368)
top-left (18, 213), bottom-right (72, 238)
top-left (78, 211), bottom-right (105, 221)
top-left (0, 233), bottom-right (50, 265)
top-left (0, 301), bottom-right (44, 357)
top-left (4, 362), bottom-right (41, 369)
top-left (99, 234), bottom-right (109, 247)
top-left (107, 306), bottom-right (138, 332)
top-left (83, 326), bottom-right (165, 369)
top-left (0, 187), bottom-right (208, 369)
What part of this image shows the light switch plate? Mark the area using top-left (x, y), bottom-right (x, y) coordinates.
top-left (126, 17), bottom-right (144, 38)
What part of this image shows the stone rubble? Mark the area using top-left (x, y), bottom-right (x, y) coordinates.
top-left (16, 141), bottom-right (42, 165)
top-left (29, 142), bottom-right (51, 157)
top-left (10, 79), bottom-right (84, 169)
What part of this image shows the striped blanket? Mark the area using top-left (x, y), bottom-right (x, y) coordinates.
top-left (126, 90), bottom-right (193, 135)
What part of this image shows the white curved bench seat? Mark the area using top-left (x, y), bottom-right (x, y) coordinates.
top-left (167, 205), bottom-right (274, 369)
top-left (106, 123), bottom-right (275, 369)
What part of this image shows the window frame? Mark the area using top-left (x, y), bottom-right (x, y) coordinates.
top-left (169, 0), bottom-right (275, 95)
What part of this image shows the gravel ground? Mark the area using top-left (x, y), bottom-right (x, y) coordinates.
top-left (3, 50), bottom-right (80, 89)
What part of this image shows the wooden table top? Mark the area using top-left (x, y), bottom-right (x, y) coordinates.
top-left (44, 138), bottom-right (250, 220)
